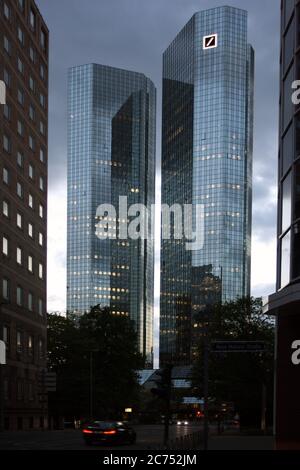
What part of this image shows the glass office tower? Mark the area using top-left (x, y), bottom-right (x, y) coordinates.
top-left (160, 6), bottom-right (254, 365)
top-left (67, 64), bottom-right (156, 363)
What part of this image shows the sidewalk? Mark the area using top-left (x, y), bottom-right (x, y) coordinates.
top-left (208, 435), bottom-right (275, 450)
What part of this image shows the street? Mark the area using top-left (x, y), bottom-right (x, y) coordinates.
top-left (0, 424), bottom-right (202, 450)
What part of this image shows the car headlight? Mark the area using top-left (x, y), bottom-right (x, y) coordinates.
top-left (177, 421), bottom-right (181, 425)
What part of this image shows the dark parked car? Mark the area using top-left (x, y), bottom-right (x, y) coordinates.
top-left (82, 421), bottom-right (136, 446)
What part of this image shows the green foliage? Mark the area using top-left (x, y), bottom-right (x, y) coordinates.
top-left (47, 306), bottom-right (144, 421)
top-left (192, 297), bottom-right (275, 428)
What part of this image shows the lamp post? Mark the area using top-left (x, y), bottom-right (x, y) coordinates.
top-left (89, 349), bottom-right (99, 420)
top-left (89, 351), bottom-right (94, 420)
top-left (202, 304), bottom-right (214, 451)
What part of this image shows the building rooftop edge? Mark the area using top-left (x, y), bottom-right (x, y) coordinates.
top-left (67, 63), bottom-right (154, 84)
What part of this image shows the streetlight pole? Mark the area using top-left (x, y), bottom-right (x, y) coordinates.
top-left (89, 349), bottom-right (99, 420)
top-left (89, 351), bottom-right (94, 420)
top-left (203, 323), bottom-right (209, 450)
top-left (202, 305), bottom-right (212, 451)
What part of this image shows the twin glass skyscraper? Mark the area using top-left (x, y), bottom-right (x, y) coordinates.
top-left (67, 64), bottom-right (156, 363)
top-left (160, 6), bottom-right (254, 365)
top-left (67, 6), bottom-right (254, 367)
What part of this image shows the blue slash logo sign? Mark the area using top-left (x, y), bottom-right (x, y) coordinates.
top-left (203, 34), bottom-right (218, 50)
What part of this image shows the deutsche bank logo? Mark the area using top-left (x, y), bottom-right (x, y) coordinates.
top-left (203, 34), bottom-right (218, 50)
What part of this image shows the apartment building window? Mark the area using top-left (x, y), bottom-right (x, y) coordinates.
top-left (28, 335), bottom-right (34, 356)
top-left (28, 293), bottom-right (33, 312)
top-left (39, 204), bottom-right (44, 218)
top-left (3, 68), bottom-right (11, 87)
top-left (3, 167), bottom-right (9, 184)
top-left (29, 164), bottom-right (34, 179)
top-left (40, 64), bottom-right (45, 80)
top-left (17, 27), bottom-right (25, 45)
top-left (39, 176), bottom-right (44, 191)
top-left (40, 93), bottom-right (46, 108)
top-left (17, 213), bottom-right (22, 229)
top-left (17, 57), bottom-right (24, 74)
top-left (29, 135), bottom-right (35, 151)
top-left (28, 223), bottom-right (33, 238)
top-left (29, 104), bottom-right (35, 121)
top-left (3, 2), bottom-right (10, 20)
top-left (2, 200), bottom-right (9, 217)
top-left (17, 120), bottom-right (24, 137)
top-left (17, 182), bottom-right (23, 198)
top-left (16, 286), bottom-right (23, 306)
top-left (17, 331), bottom-right (22, 353)
top-left (29, 385), bottom-right (34, 402)
top-left (38, 299), bottom-right (43, 316)
top-left (28, 255), bottom-right (33, 273)
top-left (39, 263), bottom-right (43, 280)
top-left (17, 382), bottom-right (24, 401)
top-left (3, 103), bottom-right (11, 120)
top-left (4, 36), bottom-right (11, 55)
top-left (2, 278), bottom-right (9, 299)
top-left (3, 134), bottom-right (11, 153)
top-left (2, 237), bottom-right (8, 256)
top-left (17, 152), bottom-right (24, 168)
top-left (39, 121), bottom-right (45, 135)
top-left (39, 232), bottom-right (43, 246)
top-left (17, 89), bottom-right (24, 106)
top-left (17, 247), bottom-right (22, 265)
top-left (29, 46), bottom-right (35, 63)
top-left (29, 9), bottom-right (36, 31)
top-left (40, 148), bottom-right (45, 163)
top-left (29, 76), bottom-right (35, 92)
top-left (3, 325), bottom-right (10, 352)
top-left (18, 0), bottom-right (25, 11)
top-left (40, 29), bottom-right (47, 51)
top-left (28, 193), bottom-right (33, 208)
top-left (3, 380), bottom-right (9, 402)
top-left (38, 338), bottom-right (44, 358)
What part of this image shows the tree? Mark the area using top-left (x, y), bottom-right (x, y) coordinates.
top-left (47, 306), bottom-right (144, 424)
top-left (192, 297), bottom-right (274, 429)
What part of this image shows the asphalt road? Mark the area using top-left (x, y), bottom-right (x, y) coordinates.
top-left (0, 424), bottom-right (202, 450)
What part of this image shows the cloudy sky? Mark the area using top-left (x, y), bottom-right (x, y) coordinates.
top-left (36, 0), bottom-right (280, 318)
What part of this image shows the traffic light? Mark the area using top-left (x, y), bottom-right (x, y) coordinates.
top-left (151, 364), bottom-right (173, 401)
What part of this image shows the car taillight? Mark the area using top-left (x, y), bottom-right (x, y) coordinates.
top-left (83, 429), bottom-right (93, 434)
top-left (103, 430), bottom-right (117, 435)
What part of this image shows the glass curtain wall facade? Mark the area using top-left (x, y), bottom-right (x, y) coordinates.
top-left (67, 64), bottom-right (156, 363)
top-left (160, 6), bottom-right (254, 365)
